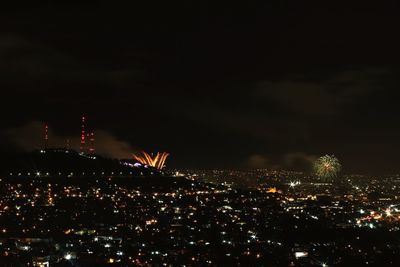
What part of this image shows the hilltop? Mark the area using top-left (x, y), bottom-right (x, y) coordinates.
top-left (1, 149), bottom-right (157, 178)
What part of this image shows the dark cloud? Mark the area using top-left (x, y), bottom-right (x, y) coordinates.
top-left (283, 152), bottom-right (316, 172)
top-left (243, 152), bottom-right (316, 172)
top-left (244, 155), bottom-right (273, 169)
top-left (255, 69), bottom-right (382, 116)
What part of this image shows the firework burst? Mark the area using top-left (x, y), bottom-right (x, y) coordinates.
top-left (132, 151), bottom-right (169, 170)
top-left (313, 155), bottom-right (341, 180)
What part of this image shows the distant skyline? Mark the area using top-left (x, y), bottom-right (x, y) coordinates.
top-left (1, 3), bottom-right (400, 174)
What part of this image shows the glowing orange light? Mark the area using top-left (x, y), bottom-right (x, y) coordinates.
top-left (267, 187), bottom-right (278, 193)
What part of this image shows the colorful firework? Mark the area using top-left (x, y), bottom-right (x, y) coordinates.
top-left (313, 155), bottom-right (342, 180)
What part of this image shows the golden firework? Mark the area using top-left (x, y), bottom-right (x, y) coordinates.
top-left (132, 151), bottom-right (169, 170)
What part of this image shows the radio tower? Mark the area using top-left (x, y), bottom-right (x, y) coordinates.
top-left (80, 115), bottom-right (86, 153)
top-left (89, 132), bottom-right (95, 154)
top-left (43, 123), bottom-right (49, 149)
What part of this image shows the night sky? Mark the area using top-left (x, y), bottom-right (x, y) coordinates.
top-left (1, 2), bottom-right (400, 174)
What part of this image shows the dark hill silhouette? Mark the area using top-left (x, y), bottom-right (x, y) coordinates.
top-left (1, 149), bottom-right (156, 178)
top-left (0, 149), bottom-right (208, 193)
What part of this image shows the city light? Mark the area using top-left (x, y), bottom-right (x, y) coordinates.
top-left (295, 251), bottom-right (308, 259)
top-left (2, 165), bottom-right (400, 265)
top-left (289, 181), bottom-right (300, 188)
